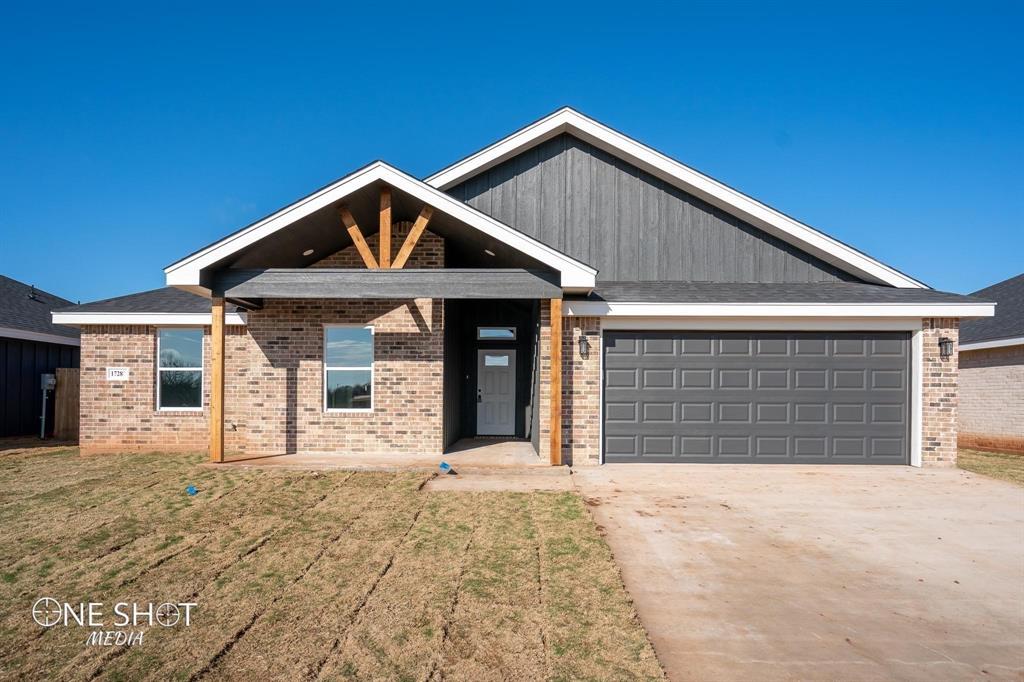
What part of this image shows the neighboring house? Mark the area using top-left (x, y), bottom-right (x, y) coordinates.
top-left (1, 275), bottom-right (80, 437)
top-left (958, 273), bottom-right (1024, 454)
top-left (52, 108), bottom-right (993, 465)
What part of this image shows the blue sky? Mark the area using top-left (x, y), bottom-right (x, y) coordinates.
top-left (1, 1), bottom-right (1020, 302)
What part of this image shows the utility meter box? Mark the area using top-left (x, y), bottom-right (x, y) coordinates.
top-left (40, 373), bottom-right (56, 391)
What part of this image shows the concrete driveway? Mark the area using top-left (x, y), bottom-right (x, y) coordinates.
top-left (572, 465), bottom-right (1024, 681)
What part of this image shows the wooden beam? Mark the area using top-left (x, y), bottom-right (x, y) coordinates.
top-left (379, 186), bottom-right (392, 268)
top-left (210, 297), bottom-right (225, 463)
top-left (392, 205), bottom-right (434, 269)
top-left (339, 206), bottom-right (379, 269)
top-left (549, 298), bottom-right (562, 466)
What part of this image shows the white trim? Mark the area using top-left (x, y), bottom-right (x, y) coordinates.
top-left (323, 324), bottom-right (375, 413)
top-left (959, 336), bottom-right (1024, 352)
top-left (0, 326), bottom-right (80, 346)
top-left (564, 301), bottom-right (995, 318)
top-left (599, 317), bottom-right (924, 332)
top-left (164, 162), bottom-right (597, 291)
top-left (911, 329), bottom-right (923, 467)
top-left (156, 327), bottom-right (204, 412)
top-left (51, 312), bottom-right (247, 326)
top-left (427, 108), bottom-right (926, 289)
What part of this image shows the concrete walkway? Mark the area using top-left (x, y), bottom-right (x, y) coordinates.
top-left (572, 464), bottom-right (1024, 682)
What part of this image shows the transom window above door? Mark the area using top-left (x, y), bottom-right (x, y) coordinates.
top-left (324, 326), bottom-right (374, 411)
top-left (477, 326), bottom-right (516, 340)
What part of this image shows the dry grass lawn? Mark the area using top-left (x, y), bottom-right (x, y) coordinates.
top-left (0, 448), bottom-right (663, 681)
top-left (958, 448), bottom-right (1024, 486)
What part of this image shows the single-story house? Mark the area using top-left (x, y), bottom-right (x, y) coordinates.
top-left (958, 273), bottom-right (1023, 454)
top-left (52, 108), bottom-right (994, 466)
top-left (1, 275), bottom-right (80, 437)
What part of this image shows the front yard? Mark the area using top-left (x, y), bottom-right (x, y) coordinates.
top-left (0, 449), bottom-right (663, 680)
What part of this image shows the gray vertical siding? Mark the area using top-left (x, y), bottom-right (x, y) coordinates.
top-left (449, 134), bottom-right (859, 284)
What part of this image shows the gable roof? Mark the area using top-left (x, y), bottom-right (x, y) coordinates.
top-left (960, 273), bottom-right (1024, 349)
top-left (164, 161), bottom-right (597, 293)
top-left (0, 275), bottom-right (79, 345)
top-left (426, 108), bottom-right (926, 289)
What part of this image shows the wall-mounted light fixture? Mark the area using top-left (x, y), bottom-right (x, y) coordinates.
top-left (938, 336), bottom-right (954, 359)
top-left (578, 334), bottom-right (590, 359)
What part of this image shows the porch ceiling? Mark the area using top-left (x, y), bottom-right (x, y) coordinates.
top-left (211, 268), bottom-right (562, 300)
top-left (216, 180), bottom-right (554, 272)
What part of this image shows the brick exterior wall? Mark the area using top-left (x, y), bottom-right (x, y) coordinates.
top-left (310, 223), bottom-right (443, 269)
top-left (80, 325), bottom-right (211, 454)
top-left (958, 344), bottom-right (1024, 454)
top-left (920, 318), bottom-right (960, 466)
top-left (564, 316), bottom-right (601, 466)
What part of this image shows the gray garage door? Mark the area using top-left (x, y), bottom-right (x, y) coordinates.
top-left (603, 331), bottom-right (911, 464)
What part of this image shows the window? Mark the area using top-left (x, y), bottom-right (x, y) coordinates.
top-left (477, 326), bottom-right (516, 340)
top-left (324, 326), bottom-right (374, 411)
top-left (157, 328), bottom-right (203, 410)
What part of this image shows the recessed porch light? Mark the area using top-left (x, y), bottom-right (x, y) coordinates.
top-left (303, 249), bottom-right (315, 256)
top-left (484, 249), bottom-right (495, 257)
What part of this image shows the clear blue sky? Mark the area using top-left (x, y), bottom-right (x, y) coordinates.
top-left (1, 1), bottom-right (1020, 302)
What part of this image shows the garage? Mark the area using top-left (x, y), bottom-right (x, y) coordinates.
top-left (603, 331), bottom-right (911, 464)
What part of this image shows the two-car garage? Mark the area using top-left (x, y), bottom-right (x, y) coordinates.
top-left (602, 331), bottom-right (911, 464)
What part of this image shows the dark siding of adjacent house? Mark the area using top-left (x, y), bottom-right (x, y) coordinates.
top-left (0, 337), bottom-right (80, 437)
top-left (448, 133), bottom-right (861, 284)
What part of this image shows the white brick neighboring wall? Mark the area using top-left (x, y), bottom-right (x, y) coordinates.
top-left (958, 344), bottom-right (1024, 452)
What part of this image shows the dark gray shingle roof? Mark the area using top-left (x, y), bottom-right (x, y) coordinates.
top-left (53, 287), bottom-right (238, 314)
top-left (570, 281), bottom-right (989, 305)
top-left (960, 273), bottom-right (1024, 344)
top-left (0, 275), bottom-right (79, 339)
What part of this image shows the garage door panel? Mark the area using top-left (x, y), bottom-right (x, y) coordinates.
top-left (603, 331), bottom-right (910, 464)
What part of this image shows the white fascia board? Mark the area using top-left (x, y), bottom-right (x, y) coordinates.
top-left (51, 312), bottom-right (247, 326)
top-left (164, 162), bottom-right (596, 290)
top-left (0, 326), bottom-right (81, 346)
top-left (427, 108), bottom-right (926, 289)
top-left (959, 336), bottom-right (1024, 352)
top-left (598, 317), bottom-right (925, 331)
top-left (563, 301), bottom-right (996, 318)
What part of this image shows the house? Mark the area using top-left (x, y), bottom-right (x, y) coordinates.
top-left (52, 108), bottom-right (994, 465)
top-left (957, 273), bottom-right (1023, 454)
top-left (1, 275), bottom-right (80, 437)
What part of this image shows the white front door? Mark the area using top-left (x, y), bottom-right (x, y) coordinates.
top-left (477, 349), bottom-right (516, 436)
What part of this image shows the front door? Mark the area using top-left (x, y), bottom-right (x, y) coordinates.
top-left (477, 350), bottom-right (516, 436)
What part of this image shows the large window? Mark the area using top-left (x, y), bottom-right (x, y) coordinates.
top-left (157, 328), bottom-right (203, 410)
top-left (324, 325), bottom-right (374, 411)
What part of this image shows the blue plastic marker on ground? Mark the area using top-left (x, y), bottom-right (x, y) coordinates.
top-left (439, 461), bottom-right (456, 475)
top-left (186, 485), bottom-right (198, 496)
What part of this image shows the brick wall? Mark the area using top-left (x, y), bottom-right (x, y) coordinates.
top-left (310, 223), bottom-right (443, 269)
top-left (958, 344), bottom-right (1024, 453)
top-left (920, 318), bottom-right (960, 466)
top-left (79, 299), bottom-right (444, 456)
top-left (80, 325), bottom-right (211, 454)
top-left (564, 316), bottom-right (601, 466)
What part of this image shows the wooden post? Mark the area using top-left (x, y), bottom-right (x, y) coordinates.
top-left (210, 297), bottom-right (225, 463)
top-left (379, 186), bottom-right (392, 268)
top-left (392, 205), bottom-right (433, 269)
top-left (340, 206), bottom-right (379, 269)
top-left (549, 298), bottom-right (562, 466)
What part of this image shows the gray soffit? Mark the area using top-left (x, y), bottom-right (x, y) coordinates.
top-left (53, 287), bottom-right (239, 314)
top-left (0, 274), bottom-right (79, 338)
top-left (569, 281), bottom-right (990, 305)
top-left (961, 273), bottom-right (1024, 344)
top-left (212, 269), bottom-right (562, 300)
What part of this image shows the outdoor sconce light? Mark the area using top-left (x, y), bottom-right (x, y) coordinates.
top-left (938, 336), bottom-right (954, 359)
top-left (578, 334), bottom-right (590, 359)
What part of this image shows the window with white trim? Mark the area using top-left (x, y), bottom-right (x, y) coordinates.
top-left (157, 328), bottom-right (203, 410)
top-left (324, 325), bottom-right (374, 411)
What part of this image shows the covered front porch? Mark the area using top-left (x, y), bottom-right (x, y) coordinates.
top-left (179, 169), bottom-right (584, 467)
